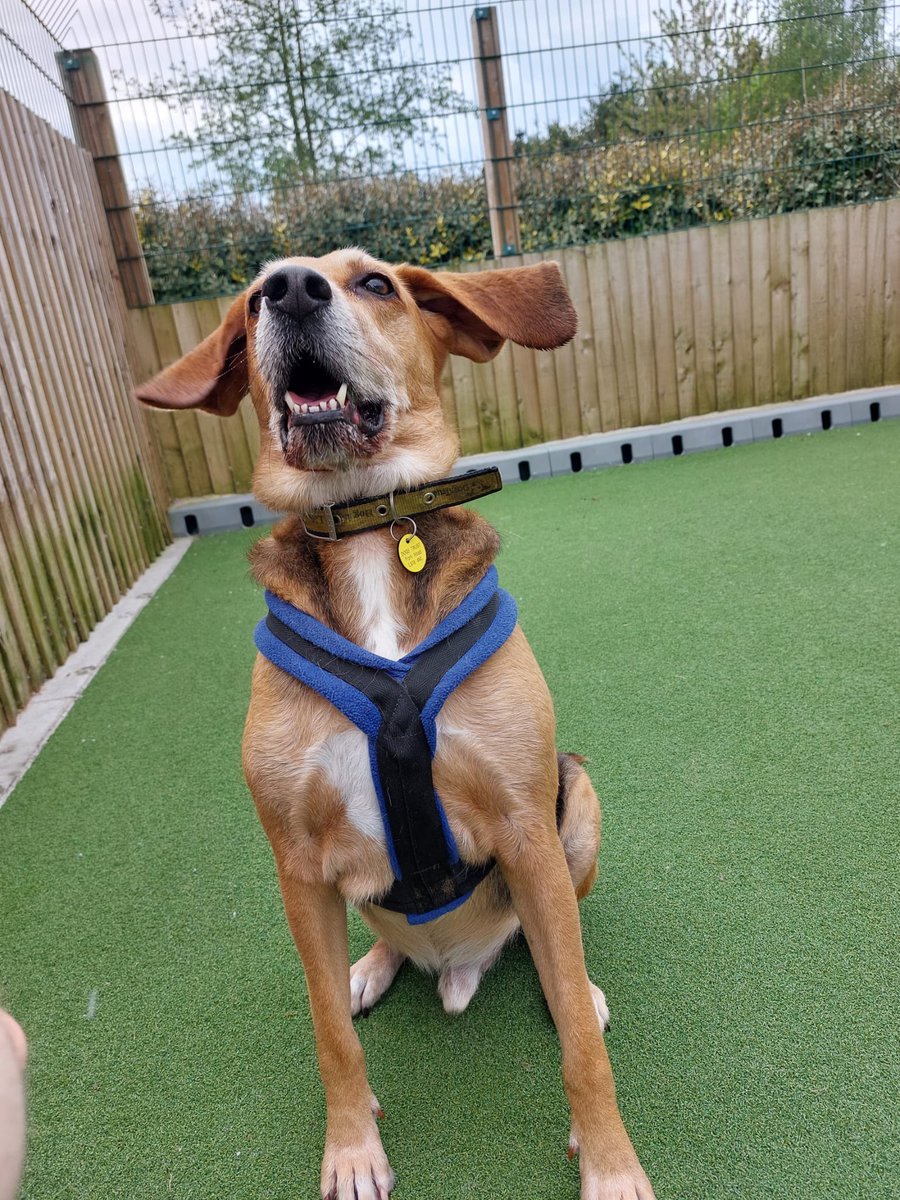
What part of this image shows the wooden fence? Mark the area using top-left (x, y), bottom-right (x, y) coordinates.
top-left (131, 197), bottom-right (900, 501)
top-left (0, 90), bottom-right (169, 731)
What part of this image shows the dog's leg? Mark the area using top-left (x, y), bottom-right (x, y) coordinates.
top-left (559, 757), bottom-right (610, 1032)
top-left (275, 861), bottom-right (395, 1200)
top-left (350, 940), bottom-right (405, 1017)
top-left (496, 822), bottom-right (654, 1200)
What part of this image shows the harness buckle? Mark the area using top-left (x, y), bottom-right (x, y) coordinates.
top-left (301, 504), bottom-right (339, 541)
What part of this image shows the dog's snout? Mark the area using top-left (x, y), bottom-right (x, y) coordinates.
top-left (262, 266), bottom-right (332, 323)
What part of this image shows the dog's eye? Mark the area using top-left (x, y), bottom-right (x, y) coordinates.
top-left (248, 291), bottom-right (262, 316)
top-left (361, 274), bottom-right (394, 297)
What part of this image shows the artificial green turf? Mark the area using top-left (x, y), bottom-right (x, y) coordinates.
top-left (1, 422), bottom-right (898, 1200)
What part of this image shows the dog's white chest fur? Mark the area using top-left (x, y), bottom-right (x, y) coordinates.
top-left (344, 536), bottom-right (406, 659)
top-left (313, 729), bottom-right (385, 843)
top-left (320, 537), bottom-right (406, 841)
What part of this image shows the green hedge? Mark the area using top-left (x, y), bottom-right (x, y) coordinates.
top-left (138, 89), bottom-right (900, 303)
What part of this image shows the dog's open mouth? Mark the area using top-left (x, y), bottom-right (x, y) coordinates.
top-left (280, 355), bottom-right (385, 444)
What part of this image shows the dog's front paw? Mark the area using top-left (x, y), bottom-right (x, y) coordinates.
top-left (579, 1168), bottom-right (655, 1200)
top-left (350, 940), bottom-right (404, 1018)
top-left (568, 1135), bottom-right (654, 1200)
top-left (321, 1128), bottom-right (395, 1200)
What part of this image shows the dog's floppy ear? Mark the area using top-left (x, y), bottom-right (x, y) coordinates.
top-left (133, 292), bottom-right (249, 416)
top-left (397, 261), bottom-right (577, 363)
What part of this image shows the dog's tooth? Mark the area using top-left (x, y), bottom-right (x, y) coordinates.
top-left (336, 382), bottom-right (348, 406)
top-left (300, 402), bottom-right (309, 414)
top-left (309, 403), bottom-right (320, 413)
top-left (328, 398), bottom-right (338, 410)
top-left (285, 393), bottom-right (300, 414)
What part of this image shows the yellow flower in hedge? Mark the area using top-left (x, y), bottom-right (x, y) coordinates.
top-left (632, 194), bottom-right (652, 211)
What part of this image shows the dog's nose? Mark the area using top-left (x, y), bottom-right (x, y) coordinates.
top-left (262, 266), bottom-right (332, 323)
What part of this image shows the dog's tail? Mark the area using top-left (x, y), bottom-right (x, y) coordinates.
top-left (556, 752), bottom-right (601, 900)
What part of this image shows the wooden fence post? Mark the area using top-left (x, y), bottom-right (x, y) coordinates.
top-left (471, 6), bottom-right (521, 259)
top-left (56, 48), bottom-right (155, 308)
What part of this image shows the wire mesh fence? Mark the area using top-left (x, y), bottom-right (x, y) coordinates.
top-left (2, 1), bottom-right (899, 303)
top-left (1, 0), bottom-right (74, 139)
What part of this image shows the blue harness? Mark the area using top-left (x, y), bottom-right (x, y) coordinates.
top-left (254, 567), bottom-right (517, 923)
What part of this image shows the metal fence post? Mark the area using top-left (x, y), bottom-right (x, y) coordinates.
top-left (471, 6), bottom-right (521, 258)
top-left (56, 48), bottom-right (155, 308)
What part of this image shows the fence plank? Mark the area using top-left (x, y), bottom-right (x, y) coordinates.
top-left (508, 338), bottom-right (543, 444)
top-left (439, 365), bottom-right (460, 453)
top-left (448, 355), bottom-right (482, 455)
top-left (584, 243), bottom-right (622, 431)
top-left (666, 231), bottom-right (696, 418)
top-left (826, 206), bottom-right (848, 393)
top-left (729, 220), bottom-right (754, 408)
top-left (864, 203), bottom-right (886, 387)
top-left (564, 246), bottom-right (602, 435)
top-left (0, 386), bottom-right (60, 674)
top-left (128, 309), bottom-right (194, 500)
top-left (546, 250), bottom-right (586, 439)
top-left (884, 202), bottom-right (900, 383)
top-left (490, 344), bottom-right (522, 451)
top-left (604, 240), bottom-right (640, 428)
top-left (750, 218), bottom-right (773, 406)
top-left (626, 238), bottom-right (659, 424)
top-left (844, 204), bottom-right (868, 391)
top-left (709, 223), bottom-right (735, 412)
top-left (769, 215), bottom-right (792, 404)
top-left (688, 227), bottom-right (717, 414)
top-left (647, 233), bottom-right (679, 423)
top-left (147, 306), bottom-right (213, 495)
top-left (807, 209), bottom-right (830, 397)
top-left (788, 211), bottom-right (810, 400)
top-left (169, 303), bottom-right (233, 493)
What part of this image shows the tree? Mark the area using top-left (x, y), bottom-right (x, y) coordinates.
top-left (765, 1), bottom-right (887, 104)
top-left (137, 0), bottom-right (463, 192)
top-left (616, 0), bottom-right (766, 140)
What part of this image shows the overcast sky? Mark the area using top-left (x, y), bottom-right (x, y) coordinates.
top-left (4, 0), bottom-right (663, 194)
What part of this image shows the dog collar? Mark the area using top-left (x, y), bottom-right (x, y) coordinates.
top-left (300, 467), bottom-right (502, 541)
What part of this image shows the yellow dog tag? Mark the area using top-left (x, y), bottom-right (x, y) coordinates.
top-left (398, 533), bottom-right (426, 573)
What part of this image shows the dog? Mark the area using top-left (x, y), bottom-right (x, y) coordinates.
top-left (135, 251), bottom-right (655, 1200)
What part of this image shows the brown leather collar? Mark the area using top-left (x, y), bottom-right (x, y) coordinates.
top-left (300, 467), bottom-right (503, 540)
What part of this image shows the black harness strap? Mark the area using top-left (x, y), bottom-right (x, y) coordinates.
top-left (264, 591), bottom-right (501, 917)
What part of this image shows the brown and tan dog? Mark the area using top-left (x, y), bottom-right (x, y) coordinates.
top-left (135, 251), bottom-right (654, 1200)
